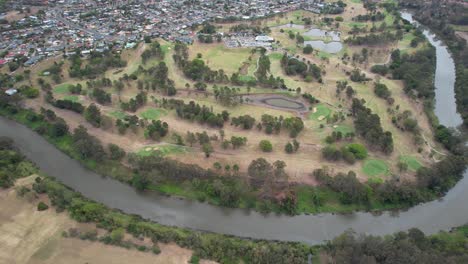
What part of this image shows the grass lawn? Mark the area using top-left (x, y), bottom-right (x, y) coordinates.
top-left (347, 22), bottom-right (367, 28)
top-left (139, 108), bottom-right (167, 120)
top-left (109, 110), bottom-right (128, 120)
top-left (309, 104), bottom-right (331, 121)
top-left (399, 155), bottom-right (422, 171)
top-left (53, 83), bottom-right (71, 94)
top-left (190, 44), bottom-right (252, 74)
top-left (137, 144), bottom-right (188, 157)
top-left (334, 124), bottom-right (354, 134)
top-left (317, 51), bottom-right (332, 59)
top-left (350, 0), bottom-right (362, 3)
top-left (362, 159), bottom-right (390, 177)
top-left (62, 95), bottom-right (79, 102)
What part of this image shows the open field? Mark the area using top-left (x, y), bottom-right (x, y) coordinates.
top-left (0, 176), bottom-right (214, 264)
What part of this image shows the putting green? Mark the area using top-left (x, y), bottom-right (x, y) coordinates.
top-left (140, 108), bottom-right (167, 120)
top-left (137, 144), bottom-right (188, 157)
top-left (399, 155), bottom-right (422, 171)
top-left (309, 104), bottom-right (331, 121)
top-left (362, 159), bottom-right (389, 177)
top-left (53, 84), bottom-right (71, 94)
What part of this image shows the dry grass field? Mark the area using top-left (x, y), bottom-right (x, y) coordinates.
top-left (0, 176), bottom-right (215, 264)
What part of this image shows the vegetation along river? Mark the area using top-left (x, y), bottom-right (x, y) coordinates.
top-left (0, 13), bottom-right (466, 245)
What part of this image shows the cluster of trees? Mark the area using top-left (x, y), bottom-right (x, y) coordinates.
top-left (69, 51), bottom-right (127, 79)
top-left (84, 103), bottom-right (102, 127)
top-left (141, 41), bottom-right (164, 64)
top-left (349, 68), bottom-right (371, 82)
top-left (302, 93), bottom-right (319, 104)
top-left (121, 91), bottom-right (147, 112)
top-left (390, 48), bottom-right (436, 99)
top-left (231, 114), bottom-right (256, 129)
top-left (374, 82), bottom-right (394, 104)
top-left (145, 120), bottom-right (169, 141)
top-left (53, 97), bottom-right (84, 112)
top-left (213, 86), bottom-right (241, 106)
top-left (162, 99), bottom-right (228, 128)
top-left (321, 143), bottom-right (366, 164)
top-left (172, 43), bottom-right (228, 83)
top-left (285, 139), bottom-right (300, 154)
top-left (91, 88), bottom-right (112, 104)
top-left (353, 12), bottom-right (385, 22)
top-left (326, 228), bottom-right (468, 263)
top-left (281, 54), bottom-right (323, 82)
top-left (0, 137), bottom-right (37, 188)
top-left (144, 61), bottom-right (177, 96)
top-left (259, 114), bottom-right (304, 138)
top-left (229, 24), bottom-right (270, 34)
top-left (345, 31), bottom-right (403, 45)
top-left (351, 98), bottom-right (394, 154)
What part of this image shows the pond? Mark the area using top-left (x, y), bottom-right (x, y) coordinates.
top-left (304, 28), bottom-right (341, 42)
top-left (304, 40), bottom-right (343, 54)
top-left (262, 97), bottom-right (306, 110)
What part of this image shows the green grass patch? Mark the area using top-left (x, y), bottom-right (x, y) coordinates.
top-left (238, 75), bottom-right (257, 82)
top-left (109, 110), bottom-right (129, 120)
top-left (399, 155), bottom-right (422, 171)
top-left (309, 104), bottom-right (331, 121)
top-left (139, 108), bottom-right (167, 120)
top-left (317, 51), bottom-right (332, 59)
top-left (269, 53), bottom-right (284, 60)
top-left (62, 95), bottom-right (79, 102)
top-left (333, 124), bottom-right (354, 134)
top-left (137, 144), bottom-right (188, 157)
top-left (362, 159), bottom-right (390, 177)
top-left (53, 84), bottom-right (71, 94)
top-left (347, 22), bottom-right (367, 28)
top-left (350, 0), bottom-right (362, 3)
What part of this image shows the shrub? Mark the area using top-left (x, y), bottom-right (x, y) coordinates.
top-left (259, 140), bottom-right (273, 152)
top-left (37, 201), bottom-right (49, 211)
top-left (346, 143), bottom-right (368, 159)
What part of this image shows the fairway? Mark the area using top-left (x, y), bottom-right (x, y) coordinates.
top-left (137, 144), bottom-right (188, 157)
top-left (399, 155), bottom-right (422, 171)
top-left (139, 108), bottom-right (167, 120)
top-left (309, 104), bottom-right (332, 121)
top-left (53, 83), bottom-right (70, 94)
top-left (362, 159), bottom-right (389, 177)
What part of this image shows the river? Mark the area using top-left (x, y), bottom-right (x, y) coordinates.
top-left (0, 13), bottom-right (466, 245)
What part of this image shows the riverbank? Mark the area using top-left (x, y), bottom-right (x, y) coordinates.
top-left (0, 141), bottom-right (311, 263)
top-left (0, 105), bottom-right (440, 216)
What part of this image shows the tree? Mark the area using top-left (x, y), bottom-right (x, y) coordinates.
top-left (248, 158), bottom-right (273, 188)
top-left (346, 143), bottom-right (368, 159)
top-left (285, 142), bottom-right (294, 154)
top-left (84, 103), bottom-right (102, 127)
top-left (202, 143), bottom-right (213, 158)
top-left (259, 140), bottom-right (273, 152)
top-left (37, 202), bottom-right (49, 211)
top-left (108, 144), bottom-right (126, 161)
top-left (186, 132), bottom-right (196, 147)
top-left (303, 45), bottom-right (313, 54)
